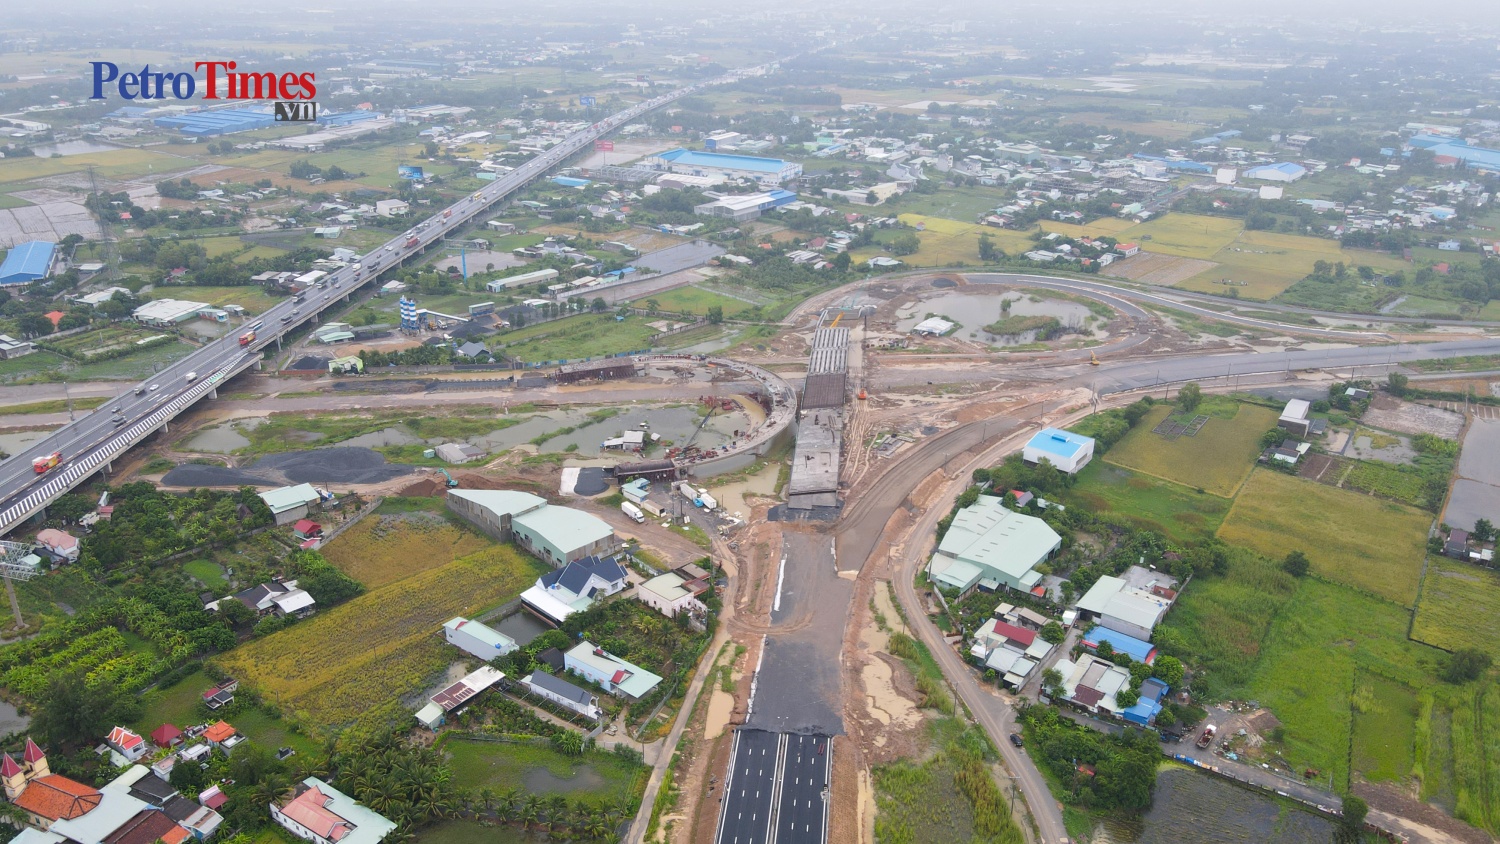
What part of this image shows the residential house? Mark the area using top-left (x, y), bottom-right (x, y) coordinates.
top-left (442, 617), bottom-right (518, 661)
top-left (1277, 399), bottom-right (1311, 438)
top-left (292, 520), bottom-right (323, 540)
top-left (1445, 528), bottom-right (1471, 560)
top-left (374, 199), bottom-right (409, 217)
top-left (107, 727), bottom-right (148, 763)
top-left (202, 682), bottom-right (236, 710)
top-left (271, 778), bottom-right (396, 844)
top-left (968, 618), bottom-right (1053, 689)
top-left (636, 571), bottom-right (708, 619)
top-left (434, 443), bottom-right (486, 463)
top-left (149, 725), bottom-right (182, 749)
top-left (0, 334), bottom-right (35, 360)
top-left (428, 667), bottom-right (505, 719)
top-left (223, 580), bottom-right (316, 618)
top-left (34, 529), bottom-right (80, 563)
top-left (1075, 568), bottom-right (1178, 640)
top-left (258, 483), bottom-right (323, 526)
top-left (1081, 626), bottom-right (1157, 665)
top-left (1121, 678), bottom-right (1170, 726)
top-left (202, 721), bottom-right (244, 755)
top-left (1052, 653), bottom-right (1132, 715)
top-left (1022, 428), bottom-right (1095, 474)
top-left (564, 642), bottom-right (663, 699)
top-left (926, 495), bottom-right (1062, 595)
top-left (447, 490), bottom-right (618, 566)
top-left (521, 671), bottom-right (602, 720)
top-left (520, 554), bottom-right (629, 624)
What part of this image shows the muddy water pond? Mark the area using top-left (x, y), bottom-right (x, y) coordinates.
top-left (895, 290), bottom-right (1100, 345)
top-left (1090, 768), bottom-right (1336, 843)
top-left (491, 610), bottom-right (551, 647)
top-left (183, 418), bottom-right (266, 453)
top-left (0, 430), bottom-right (51, 456)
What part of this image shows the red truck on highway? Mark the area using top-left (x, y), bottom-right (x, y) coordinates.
top-left (32, 452), bottom-right (61, 474)
top-left (238, 329), bottom-right (256, 346)
top-left (405, 236), bottom-right (420, 248)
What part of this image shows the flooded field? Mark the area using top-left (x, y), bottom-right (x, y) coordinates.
top-left (895, 289), bottom-right (1101, 345)
top-left (472, 405), bottom-right (749, 456)
top-left (0, 429), bottom-right (52, 456)
top-left (30, 140), bottom-right (124, 156)
top-left (183, 418), bottom-right (263, 453)
top-left (1091, 768), bottom-right (1336, 844)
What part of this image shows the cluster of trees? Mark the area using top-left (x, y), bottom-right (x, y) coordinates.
top-left (86, 189), bottom-right (241, 232)
top-left (289, 160), bottom-right (362, 181)
top-left (1019, 706), bottom-right (1160, 811)
top-left (72, 484), bottom-right (274, 571)
top-left (358, 342), bottom-right (461, 368)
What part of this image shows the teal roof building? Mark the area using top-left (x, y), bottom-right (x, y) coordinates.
top-left (927, 495), bottom-right (1061, 595)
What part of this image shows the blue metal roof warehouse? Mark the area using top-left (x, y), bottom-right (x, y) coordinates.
top-left (0, 241), bottom-right (56, 287)
top-left (154, 107), bottom-right (277, 135)
top-left (646, 148), bottom-right (802, 184)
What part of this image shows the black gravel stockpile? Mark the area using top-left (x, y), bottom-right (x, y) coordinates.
top-left (573, 467), bottom-right (609, 496)
top-left (160, 447), bottom-right (415, 488)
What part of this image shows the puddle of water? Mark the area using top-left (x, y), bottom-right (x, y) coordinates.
top-left (522, 764), bottom-right (606, 795)
top-left (0, 430), bottom-right (52, 456)
top-left (710, 461), bottom-right (781, 518)
top-left (31, 140), bottom-right (123, 156)
top-left (1090, 767), bottom-right (1335, 843)
top-left (895, 290), bottom-right (1098, 345)
top-left (342, 426), bottom-right (424, 448)
top-left (0, 701), bottom-right (30, 735)
top-left (491, 611), bottom-right (551, 647)
top-left (185, 426), bottom-right (251, 453)
top-left (470, 410), bottom-right (590, 451)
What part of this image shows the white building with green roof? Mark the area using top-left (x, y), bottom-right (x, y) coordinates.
top-left (447, 489), bottom-right (617, 565)
top-left (927, 495), bottom-right (1060, 595)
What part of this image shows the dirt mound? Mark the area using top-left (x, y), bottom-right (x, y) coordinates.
top-left (397, 477), bottom-right (448, 497)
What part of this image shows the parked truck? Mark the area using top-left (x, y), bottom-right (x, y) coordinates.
top-left (1195, 725), bottom-right (1216, 750)
top-left (621, 501), bottom-right (646, 523)
top-left (696, 488), bottom-right (717, 511)
top-left (32, 452), bottom-right (61, 474)
top-left (677, 481), bottom-right (699, 505)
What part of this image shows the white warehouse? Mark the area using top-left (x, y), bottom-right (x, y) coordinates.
top-left (443, 616), bottom-right (518, 661)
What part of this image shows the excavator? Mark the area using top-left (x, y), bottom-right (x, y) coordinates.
top-left (438, 468), bottom-right (459, 488)
top-left (1090, 351), bottom-right (1101, 366)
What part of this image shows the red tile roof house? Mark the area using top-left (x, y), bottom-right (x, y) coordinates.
top-left (150, 724), bottom-right (183, 749)
top-left (292, 519), bottom-right (323, 539)
top-left (108, 726), bottom-right (149, 762)
top-left (34, 528), bottom-right (80, 563)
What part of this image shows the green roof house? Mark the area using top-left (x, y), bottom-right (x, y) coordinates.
top-left (447, 489), bottom-right (617, 566)
top-left (927, 495), bottom-right (1060, 595)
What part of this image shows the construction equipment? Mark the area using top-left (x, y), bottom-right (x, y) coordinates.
top-left (1090, 351), bottom-right (1101, 366)
top-left (438, 469), bottom-right (459, 488)
top-left (829, 312), bottom-right (843, 329)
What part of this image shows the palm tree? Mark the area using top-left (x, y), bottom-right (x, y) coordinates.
top-left (477, 787), bottom-right (498, 819)
top-left (519, 795), bottom-right (543, 829)
top-left (543, 794), bottom-right (568, 830)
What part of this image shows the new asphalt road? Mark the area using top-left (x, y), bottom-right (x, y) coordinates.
top-left (716, 729), bottom-right (831, 844)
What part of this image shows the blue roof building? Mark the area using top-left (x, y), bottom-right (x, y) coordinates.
top-left (154, 107), bottom-right (276, 135)
top-left (553, 176), bottom-right (592, 188)
top-left (0, 241), bottom-right (56, 287)
top-left (1121, 678), bottom-right (1170, 726)
top-left (1082, 626), bottom-right (1157, 664)
top-left (1425, 142), bottom-right (1500, 171)
top-left (1022, 428), bottom-right (1095, 474)
top-left (1243, 162), bottom-right (1307, 182)
top-left (645, 148), bottom-right (802, 186)
top-left (319, 110), bottom-right (382, 127)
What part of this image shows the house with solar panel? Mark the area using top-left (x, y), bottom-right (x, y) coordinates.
top-left (1022, 428), bottom-right (1095, 474)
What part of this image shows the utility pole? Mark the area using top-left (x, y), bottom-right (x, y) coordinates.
top-left (63, 381), bottom-right (75, 422)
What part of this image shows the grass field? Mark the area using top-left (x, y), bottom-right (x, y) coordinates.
top-left (132, 669), bottom-right (215, 734)
top-left (644, 285), bottom-right (761, 319)
top-left (1118, 214), bottom-right (1244, 261)
top-left (1421, 685), bottom-right (1500, 833)
top-left (1412, 558), bottom-right (1500, 658)
top-left (217, 548), bottom-right (545, 732)
top-left (1063, 462), bottom-right (1230, 545)
top-left (0, 396), bottom-right (108, 415)
top-left (183, 559), bottom-right (228, 591)
top-left (321, 504), bottom-right (495, 589)
top-left (444, 738), bottom-right (645, 804)
top-left (895, 186), bottom-right (1012, 222)
top-left (1217, 470), bottom-right (1430, 606)
top-left (1352, 674), bottom-right (1419, 783)
top-left (1102, 403), bottom-right (1275, 497)
top-left (886, 214), bottom-right (1036, 266)
top-left (1238, 579), bottom-right (1440, 789)
top-left (495, 313), bottom-right (660, 363)
top-left (149, 285), bottom-right (284, 314)
top-left (0, 147), bottom-right (192, 183)
top-left (1174, 230), bottom-right (1405, 301)
top-left (1038, 217), bottom-right (1137, 238)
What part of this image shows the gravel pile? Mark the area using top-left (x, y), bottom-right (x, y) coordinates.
top-left (160, 447), bottom-right (416, 488)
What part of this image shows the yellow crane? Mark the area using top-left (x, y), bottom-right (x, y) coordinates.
top-left (829, 312), bottom-right (843, 329)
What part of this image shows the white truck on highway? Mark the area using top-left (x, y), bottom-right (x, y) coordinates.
top-left (621, 501), bottom-right (646, 523)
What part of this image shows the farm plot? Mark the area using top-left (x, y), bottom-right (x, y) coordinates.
top-left (647, 285), bottom-right (761, 319)
top-left (1411, 559), bottom-right (1500, 659)
top-left (1177, 230), bottom-right (1349, 301)
top-left (1420, 685), bottom-right (1500, 834)
top-left (1103, 403), bottom-right (1276, 497)
top-left (320, 503), bottom-right (493, 589)
top-left (444, 739), bottom-right (645, 803)
top-left (1239, 579), bottom-right (1436, 790)
top-left (1116, 213), bottom-right (1244, 261)
top-left (1063, 462), bottom-right (1230, 545)
top-left (1352, 674), bottom-right (1419, 783)
top-left (216, 547), bottom-right (545, 732)
top-left (1101, 252), bottom-right (1218, 286)
top-left (1217, 470), bottom-right (1430, 606)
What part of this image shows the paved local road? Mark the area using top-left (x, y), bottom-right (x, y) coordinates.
top-left (837, 407), bottom-right (1073, 844)
top-left (717, 729), bottom-right (781, 844)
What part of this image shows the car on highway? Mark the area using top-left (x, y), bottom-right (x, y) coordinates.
top-left (185, 372), bottom-right (198, 382)
top-left (148, 384), bottom-right (160, 393)
top-left (113, 416), bottom-right (126, 427)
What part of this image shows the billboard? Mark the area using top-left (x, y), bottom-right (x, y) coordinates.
top-left (579, 96), bottom-right (596, 107)
top-left (398, 165), bottom-right (425, 181)
top-left (594, 140), bottom-right (615, 152)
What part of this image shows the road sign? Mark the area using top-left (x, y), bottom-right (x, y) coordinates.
top-left (580, 96), bottom-right (596, 107)
top-left (594, 140), bottom-right (615, 152)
